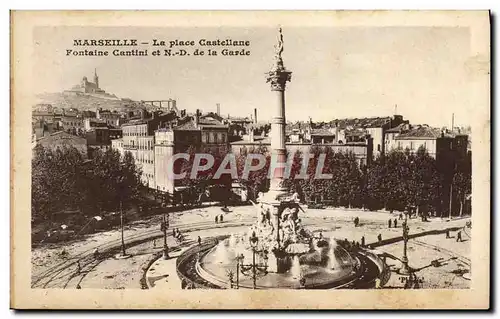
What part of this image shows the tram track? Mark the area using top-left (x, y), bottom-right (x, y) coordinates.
top-left (32, 218), bottom-right (256, 287)
top-left (32, 217), bottom-right (337, 288)
top-left (32, 217), bottom-right (469, 289)
top-left (411, 238), bottom-right (471, 267)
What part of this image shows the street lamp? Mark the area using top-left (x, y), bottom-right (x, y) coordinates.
top-left (400, 213), bottom-right (412, 275)
top-left (235, 254), bottom-right (244, 289)
top-left (116, 168), bottom-right (130, 259)
top-left (238, 232), bottom-right (269, 289)
top-left (160, 195), bottom-right (170, 260)
top-left (226, 269), bottom-right (235, 289)
top-left (119, 199), bottom-right (126, 256)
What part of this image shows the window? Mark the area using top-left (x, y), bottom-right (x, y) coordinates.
top-left (377, 144), bottom-right (381, 152)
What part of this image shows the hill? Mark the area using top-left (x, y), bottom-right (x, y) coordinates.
top-left (34, 92), bottom-right (147, 113)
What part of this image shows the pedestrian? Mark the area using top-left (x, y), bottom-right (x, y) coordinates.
top-left (375, 277), bottom-right (381, 289)
top-left (361, 236), bottom-right (365, 247)
top-left (220, 214), bottom-right (224, 223)
top-left (388, 219), bottom-right (392, 228)
top-left (215, 215), bottom-right (219, 224)
top-left (93, 248), bottom-right (99, 260)
top-left (456, 231), bottom-right (462, 242)
top-left (399, 213), bottom-right (403, 220)
top-left (445, 230), bottom-right (450, 239)
top-left (377, 234), bottom-right (382, 242)
top-left (198, 236), bottom-right (202, 246)
top-left (394, 219), bottom-right (398, 228)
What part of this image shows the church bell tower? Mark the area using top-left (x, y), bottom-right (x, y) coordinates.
top-left (94, 68), bottom-right (99, 88)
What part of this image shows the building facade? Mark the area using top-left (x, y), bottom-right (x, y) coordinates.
top-left (154, 130), bottom-right (175, 193)
top-left (385, 124), bottom-right (469, 162)
top-left (153, 111), bottom-right (229, 194)
top-left (119, 111), bottom-right (178, 188)
top-left (231, 137), bottom-right (373, 167)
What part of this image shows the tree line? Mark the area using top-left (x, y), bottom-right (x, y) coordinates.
top-left (31, 145), bottom-right (143, 224)
top-left (233, 145), bottom-right (471, 217)
top-left (31, 143), bottom-right (471, 224)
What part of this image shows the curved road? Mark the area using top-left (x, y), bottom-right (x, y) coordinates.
top-left (32, 217), bottom-right (470, 289)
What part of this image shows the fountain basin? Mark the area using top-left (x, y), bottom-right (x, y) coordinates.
top-left (176, 236), bottom-right (385, 289)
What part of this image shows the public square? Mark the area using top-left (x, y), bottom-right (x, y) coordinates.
top-left (31, 204), bottom-right (471, 290)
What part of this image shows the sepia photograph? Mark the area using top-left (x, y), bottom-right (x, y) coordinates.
top-left (10, 10), bottom-right (490, 309)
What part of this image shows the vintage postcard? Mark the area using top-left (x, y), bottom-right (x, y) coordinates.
top-left (11, 11), bottom-right (490, 309)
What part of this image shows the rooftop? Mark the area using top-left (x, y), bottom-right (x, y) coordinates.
top-left (330, 116), bottom-right (393, 129)
top-left (395, 126), bottom-right (443, 140)
top-left (386, 123), bottom-right (408, 133)
top-left (173, 120), bottom-right (198, 131)
top-left (311, 128), bottom-right (335, 136)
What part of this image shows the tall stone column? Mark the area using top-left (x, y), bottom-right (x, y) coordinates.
top-left (266, 28), bottom-right (292, 195)
top-left (260, 28), bottom-right (292, 271)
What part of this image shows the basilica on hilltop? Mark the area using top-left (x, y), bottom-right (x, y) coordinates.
top-left (64, 69), bottom-right (108, 95)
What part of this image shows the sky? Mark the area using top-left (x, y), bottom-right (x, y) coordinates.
top-left (33, 26), bottom-right (473, 127)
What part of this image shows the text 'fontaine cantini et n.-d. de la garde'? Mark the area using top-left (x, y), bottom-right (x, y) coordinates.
top-left (66, 38), bottom-right (252, 57)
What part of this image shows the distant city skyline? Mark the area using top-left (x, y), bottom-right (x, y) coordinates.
top-left (33, 26), bottom-right (473, 127)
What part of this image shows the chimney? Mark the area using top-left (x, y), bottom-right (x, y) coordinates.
top-left (335, 122), bottom-right (340, 144)
top-left (195, 109), bottom-right (200, 128)
top-left (216, 103), bottom-right (220, 116)
top-left (254, 108), bottom-right (258, 124)
top-left (249, 126), bottom-right (254, 142)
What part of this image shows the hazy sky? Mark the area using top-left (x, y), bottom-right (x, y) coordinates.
top-left (33, 26), bottom-right (472, 127)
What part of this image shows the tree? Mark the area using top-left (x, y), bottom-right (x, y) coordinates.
top-left (297, 145), bottom-right (323, 204)
top-left (407, 147), bottom-right (442, 216)
top-left (236, 145), bottom-right (270, 201)
top-left (282, 150), bottom-right (305, 200)
top-left (31, 145), bottom-right (143, 224)
top-left (31, 145), bottom-right (86, 222)
top-left (452, 155), bottom-right (472, 217)
top-left (176, 145), bottom-right (232, 204)
top-left (343, 152), bottom-right (363, 208)
top-left (366, 154), bottom-right (391, 211)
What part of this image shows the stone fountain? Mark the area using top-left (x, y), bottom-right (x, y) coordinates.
top-left (175, 28), bottom-right (386, 289)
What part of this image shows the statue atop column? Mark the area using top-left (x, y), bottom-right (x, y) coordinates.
top-left (267, 27), bottom-right (292, 91)
top-left (274, 27), bottom-right (284, 67)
